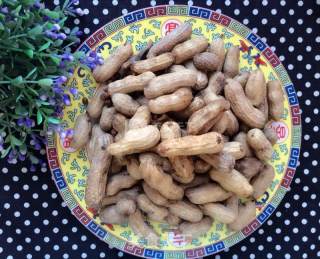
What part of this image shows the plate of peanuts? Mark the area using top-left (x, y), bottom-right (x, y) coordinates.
top-left (46, 5), bottom-right (301, 258)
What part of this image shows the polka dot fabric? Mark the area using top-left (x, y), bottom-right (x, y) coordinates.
top-left (0, 0), bottom-right (319, 258)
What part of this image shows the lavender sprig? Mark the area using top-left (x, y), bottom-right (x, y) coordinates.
top-left (0, 0), bottom-right (102, 168)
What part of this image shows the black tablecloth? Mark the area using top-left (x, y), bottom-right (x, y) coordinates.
top-left (1, 1), bottom-right (319, 258)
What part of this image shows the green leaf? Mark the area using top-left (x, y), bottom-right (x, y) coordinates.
top-left (49, 56), bottom-right (60, 65)
top-left (37, 78), bottom-right (53, 87)
top-left (10, 135), bottom-right (23, 146)
top-left (37, 110), bottom-right (43, 125)
top-left (24, 49), bottom-right (34, 58)
top-left (11, 76), bottom-right (24, 86)
top-left (25, 67), bottom-right (37, 79)
top-left (29, 154), bottom-right (39, 164)
top-left (1, 146), bottom-right (11, 159)
top-left (42, 9), bottom-right (60, 19)
top-left (22, 0), bottom-right (36, 5)
top-left (73, 51), bottom-right (85, 59)
top-left (47, 117), bottom-right (60, 124)
top-left (28, 25), bottom-right (43, 37)
top-left (19, 40), bottom-right (35, 50)
top-left (38, 41), bottom-right (51, 52)
top-left (12, 5), bottom-right (22, 16)
top-left (15, 105), bottom-right (28, 116)
top-left (0, 22), bottom-right (4, 31)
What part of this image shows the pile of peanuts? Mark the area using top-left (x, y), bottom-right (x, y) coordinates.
top-left (71, 23), bottom-right (284, 246)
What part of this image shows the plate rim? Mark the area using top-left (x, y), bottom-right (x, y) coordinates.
top-left (46, 4), bottom-right (302, 258)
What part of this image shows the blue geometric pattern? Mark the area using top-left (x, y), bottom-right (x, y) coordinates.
top-left (124, 10), bottom-right (146, 24)
top-left (257, 204), bottom-right (275, 224)
top-left (87, 221), bottom-right (108, 239)
top-left (79, 43), bottom-right (90, 54)
top-left (285, 84), bottom-right (299, 105)
top-left (52, 168), bottom-right (67, 190)
top-left (205, 241), bottom-right (225, 255)
top-left (247, 33), bottom-right (267, 51)
top-left (188, 6), bottom-right (211, 19)
top-left (144, 249), bottom-right (164, 259)
top-left (288, 147), bottom-right (300, 169)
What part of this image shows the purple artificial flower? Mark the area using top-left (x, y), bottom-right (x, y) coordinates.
top-left (17, 118), bottom-right (24, 127)
top-left (45, 30), bottom-right (58, 40)
top-left (62, 94), bottom-right (71, 106)
top-left (76, 31), bottom-right (83, 37)
top-left (34, 1), bottom-right (45, 9)
top-left (40, 94), bottom-right (48, 101)
top-left (34, 143), bottom-right (41, 150)
top-left (55, 75), bottom-right (67, 84)
top-left (51, 24), bottom-right (61, 31)
top-left (61, 53), bottom-right (74, 62)
top-left (30, 165), bottom-right (36, 172)
top-left (69, 87), bottom-right (78, 95)
top-left (18, 153), bottom-right (26, 161)
top-left (25, 118), bottom-right (35, 128)
top-left (57, 33), bottom-right (67, 40)
top-left (75, 8), bottom-right (84, 16)
top-left (69, 0), bottom-right (80, 5)
top-left (1, 7), bottom-right (9, 14)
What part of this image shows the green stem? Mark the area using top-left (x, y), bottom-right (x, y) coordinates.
top-left (0, 80), bottom-right (39, 84)
top-left (8, 34), bottom-right (28, 40)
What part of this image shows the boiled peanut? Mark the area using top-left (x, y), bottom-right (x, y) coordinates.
top-left (168, 201), bottom-right (203, 222)
top-left (200, 152), bottom-right (235, 173)
top-left (173, 95), bottom-right (206, 120)
top-left (223, 45), bottom-right (239, 78)
top-left (233, 131), bottom-right (253, 157)
top-left (128, 105), bottom-right (151, 130)
top-left (185, 183), bottom-right (232, 204)
top-left (111, 93), bottom-right (140, 117)
top-left (247, 128), bottom-right (273, 161)
top-left (179, 217), bottom-right (212, 238)
top-left (234, 71), bottom-right (250, 87)
top-left (129, 209), bottom-right (160, 247)
top-left (131, 52), bottom-right (175, 74)
top-left (144, 70), bottom-right (196, 99)
top-left (93, 43), bottom-right (133, 83)
top-left (201, 72), bottom-right (225, 104)
top-left (245, 69), bottom-right (266, 107)
top-left (235, 157), bottom-right (263, 180)
top-left (137, 194), bottom-right (169, 221)
top-left (116, 198), bottom-right (136, 216)
top-left (224, 79), bottom-right (266, 128)
top-left (209, 169), bottom-right (253, 198)
top-left (165, 214), bottom-right (181, 226)
top-left (100, 205), bottom-right (128, 224)
top-left (108, 125), bottom-right (160, 156)
top-left (251, 164), bottom-right (275, 199)
top-left (157, 132), bottom-right (224, 157)
top-left (85, 133), bottom-right (113, 213)
top-left (148, 88), bottom-right (193, 114)
top-left (187, 98), bottom-right (230, 135)
top-left (160, 122), bottom-right (194, 183)
top-left (139, 152), bottom-right (184, 200)
top-left (184, 61), bottom-right (208, 90)
top-left (106, 171), bottom-right (138, 196)
top-left (201, 203), bottom-right (237, 224)
top-left (193, 52), bottom-right (221, 71)
top-left (208, 38), bottom-right (225, 71)
top-left (172, 36), bottom-right (208, 64)
top-left (267, 80), bottom-right (284, 120)
top-left (142, 182), bottom-right (168, 206)
top-left (71, 113), bottom-right (91, 150)
top-left (211, 110), bottom-right (239, 136)
top-left (194, 159), bottom-right (211, 174)
top-left (101, 187), bottom-right (139, 207)
top-left (126, 156), bottom-right (143, 180)
top-left (228, 201), bottom-right (256, 231)
top-left (263, 121), bottom-right (278, 145)
top-left (181, 175), bottom-right (210, 190)
top-left (147, 23), bottom-right (192, 58)
top-left (223, 141), bottom-right (246, 160)
top-left (100, 107), bottom-right (115, 131)
top-left (86, 85), bottom-right (108, 119)
top-left (108, 71), bottom-right (155, 95)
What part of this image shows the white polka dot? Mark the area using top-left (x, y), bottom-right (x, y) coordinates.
top-left (93, 18), bottom-right (99, 25)
top-left (72, 227), bottom-right (77, 232)
top-left (280, 18), bottom-right (286, 24)
top-left (262, 18), bottom-right (268, 25)
top-left (32, 175), bottom-right (38, 181)
top-left (84, 28), bottom-right (90, 34)
top-left (35, 245), bottom-right (41, 251)
top-left (92, 0), bottom-right (99, 5)
top-left (206, 0), bottom-right (212, 5)
top-left (63, 236), bottom-right (69, 242)
top-left (234, 9), bottom-right (240, 15)
top-left (44, 236), bottom-right (50, 243)
top-left (102, 8), bottom-right (109, 15)
top-left (81, 235), bottom-right (87, 241)
top-left (43, 219), bottom-right (49, 225)
top-left (74, 18), bottom-right (80, 25)
top-left (63, 254), bottom-right (69, 259)
top-left (34, 228), bottom-right (40, 234)
top-left (25, 237), bottom-right (31, 243)
top-left (21, 167), bottom-right (28, 173)
top-left (112, 0), bottom-right (118, 5)
top-left (72, 244), bottom-right (78, 250)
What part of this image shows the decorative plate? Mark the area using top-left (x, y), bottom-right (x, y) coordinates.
top-left (46, 5), bottom-right (301, 258)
